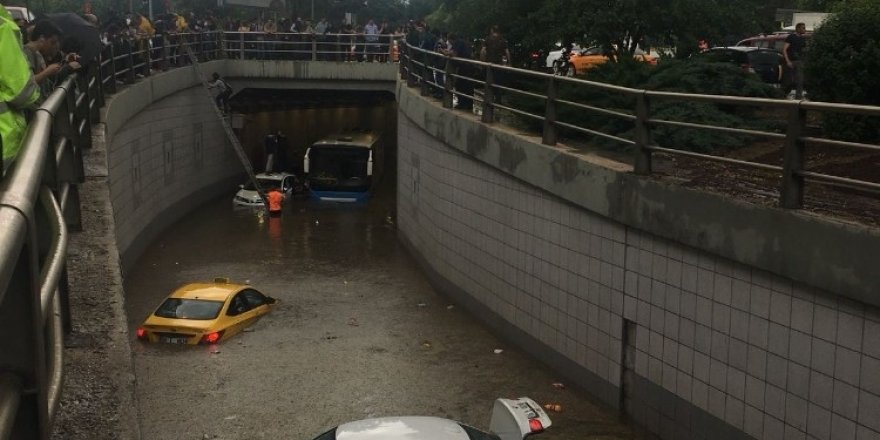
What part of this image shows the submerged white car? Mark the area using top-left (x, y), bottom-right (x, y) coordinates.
top-left (310, 397), bottom-right (552, 440)
top-left (232, 172), bottom-right (301, 207)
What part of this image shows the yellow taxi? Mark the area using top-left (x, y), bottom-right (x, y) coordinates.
top-left (136, 278), bottom-right (277, 345)
top-left (568, 46), bottom-right (657, 75)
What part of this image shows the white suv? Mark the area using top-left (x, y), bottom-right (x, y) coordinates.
top-left (232, 172), bottom-right (301, 207)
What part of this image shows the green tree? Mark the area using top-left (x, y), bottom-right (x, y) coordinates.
top-left (804, 0), bottom-right (880, 141)
top-left (427, 0), bottom-right (775, 60)
top-left (797, 0), bottom-right (843, 11)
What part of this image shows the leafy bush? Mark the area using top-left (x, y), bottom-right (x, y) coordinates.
top-left (585, 60), bottom-right (781, 152)
top-left (641, 60), bottom-right (780, 99)
top-left (805, 0), bottom-right (880, 142)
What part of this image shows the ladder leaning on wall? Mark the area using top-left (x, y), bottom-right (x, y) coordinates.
top-left (183, 45), bottom-right (269, 210)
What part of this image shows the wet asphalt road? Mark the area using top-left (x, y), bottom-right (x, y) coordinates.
top-left (123, 178), bottom-right (640, 440)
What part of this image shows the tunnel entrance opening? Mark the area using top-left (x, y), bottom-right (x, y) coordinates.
top-left (228, 88), bottom-right (398, 185)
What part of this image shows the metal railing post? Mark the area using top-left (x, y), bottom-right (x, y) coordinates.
top-left (633, 91), bottom-right (653, 175)
top-left (780, 104), bottom-right (807, 208)
top-left (482, 65), bottom-right (495, 123)
top-left (443, 58), bottom-right (454, 109)
top-left (542, 77), bottom-right (557, 145)
top-left (125, 41), bottom-right (135, 84)
top-left (0, 373), bottom-right (23, 439)
top-left (91, 62), bottom-right (105, 116)
top-left (161, 35), bottom-right (169, 71)
top-left (420, 50), bottom-right (431, 97)
top-left (107, 44), bottom-right (117, 94)
top-left (311, 35), bottom-right (318, 61)
top-left (239, 32), bottom-right (245, 60)
top-left (143, 41), bottom-right (152, 77)
top-left (406, 48), bottom-right (416, 88)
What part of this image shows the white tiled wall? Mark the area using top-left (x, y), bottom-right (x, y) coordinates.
top-left (397, 116), bottom-right (880, 440)
top-left (108, 87), bottom-right (240, 260)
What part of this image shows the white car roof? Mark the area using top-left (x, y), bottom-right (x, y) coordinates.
top-left (335, 416), bottom-right (471, 440)
top-left (255, 172), bottom-right (295, 181)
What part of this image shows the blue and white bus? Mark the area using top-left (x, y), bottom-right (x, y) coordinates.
top-left (303, 131), bottom-right (383, 202)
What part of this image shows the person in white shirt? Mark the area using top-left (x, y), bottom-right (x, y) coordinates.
top-left (364, 19), bottom-right (380, 62)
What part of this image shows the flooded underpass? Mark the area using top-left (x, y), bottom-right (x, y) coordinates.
top-left (124, 185), bottom-right (640, 440)
top-left (122, 93), bottom-right (641, 440)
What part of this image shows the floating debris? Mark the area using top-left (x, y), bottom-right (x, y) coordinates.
top-left (347, 317), bottom-right (359, 326)
top-left (493, 349), bottom-right (504, 354)
top-left (422, 340), bottom-right (432, 348)
top-left (543, 403), bottom-right (563, 413)
top-left (552, 382), bottom-right (565, 389)
top-left (417, 303), bottom-right (427, 307)
top-left (446, 305), bottom-right (455, 310)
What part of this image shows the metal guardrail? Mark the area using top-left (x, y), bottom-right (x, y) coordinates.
top-left (3, 31), bottom-right (222, 440)
top-left (220, 31), bottom-right (400, 62)
top-left (0, 67), bottom-right (90, 438)
top-left (97, 31), bottom-right (400, 92)
top-left (399, 42), bottom-right (880, 208)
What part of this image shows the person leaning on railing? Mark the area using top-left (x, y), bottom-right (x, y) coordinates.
top-left (0, 4), bottom-right (41, 173)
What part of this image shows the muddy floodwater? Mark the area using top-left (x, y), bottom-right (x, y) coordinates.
top-left (124, 177), bottom-right (640, 440)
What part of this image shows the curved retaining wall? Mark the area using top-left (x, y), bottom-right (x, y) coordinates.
top-left (103, 61), bottom-right (243, 271)
top-left (395, 83), bottom-right (880, 440)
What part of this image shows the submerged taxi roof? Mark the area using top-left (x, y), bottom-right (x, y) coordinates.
top-left (169, 280), bottom-right (246, 301)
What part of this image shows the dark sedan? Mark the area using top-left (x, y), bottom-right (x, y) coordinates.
top-left (693, 46), bottom-right (784, 85)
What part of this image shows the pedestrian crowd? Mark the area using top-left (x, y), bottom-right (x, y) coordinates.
top-left (404, 20), bottom-right (512, 111)
top-left (0, 4), bottom-right (419, 173)
top-left (2, 0), bottom-right (517, 173)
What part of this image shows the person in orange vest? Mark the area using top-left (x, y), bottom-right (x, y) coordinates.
top-left (266, 187), bottom-right (284, 216)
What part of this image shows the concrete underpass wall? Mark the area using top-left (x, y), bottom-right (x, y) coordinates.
top-left (396, 86), bottom-right (880, 440)
top-left (103, 63), bottom-right (243, 271)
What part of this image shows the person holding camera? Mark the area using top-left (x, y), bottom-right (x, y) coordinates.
top-left (23, 20), bottom-right (81, 101)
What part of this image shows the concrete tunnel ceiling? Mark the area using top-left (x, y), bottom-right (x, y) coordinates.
top-left (230, 89), bottom-right (395, 112)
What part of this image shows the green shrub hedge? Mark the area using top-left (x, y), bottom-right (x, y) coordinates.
top-left (805, 0), bottom-right (880, 142)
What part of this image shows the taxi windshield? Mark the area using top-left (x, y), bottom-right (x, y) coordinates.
top-left (154, 298), bottom-right (224, 320)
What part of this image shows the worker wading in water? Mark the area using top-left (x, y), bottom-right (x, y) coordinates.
top-left (266, 187), bottom-right (284, 216)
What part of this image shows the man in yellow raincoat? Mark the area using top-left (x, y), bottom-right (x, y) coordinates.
top-left (0, 4), bottom-right (40, 172)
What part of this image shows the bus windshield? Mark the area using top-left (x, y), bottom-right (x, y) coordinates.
top-left (308, 146), bottom-right (370, 191)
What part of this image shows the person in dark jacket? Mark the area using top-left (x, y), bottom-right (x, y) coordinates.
top-left (443, 33), bottom-right (474, 110)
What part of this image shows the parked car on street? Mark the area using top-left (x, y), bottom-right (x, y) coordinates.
top-left (692, 46), bottom-right (785, 85)
top-left (736, 31), bottom-right (812, 52)
top-left (310, 397), bottom-right (553, 440)
top-left (551, 45), bottom-right (657, 76)
top-left (136, 278), bottom-right (277, 345)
